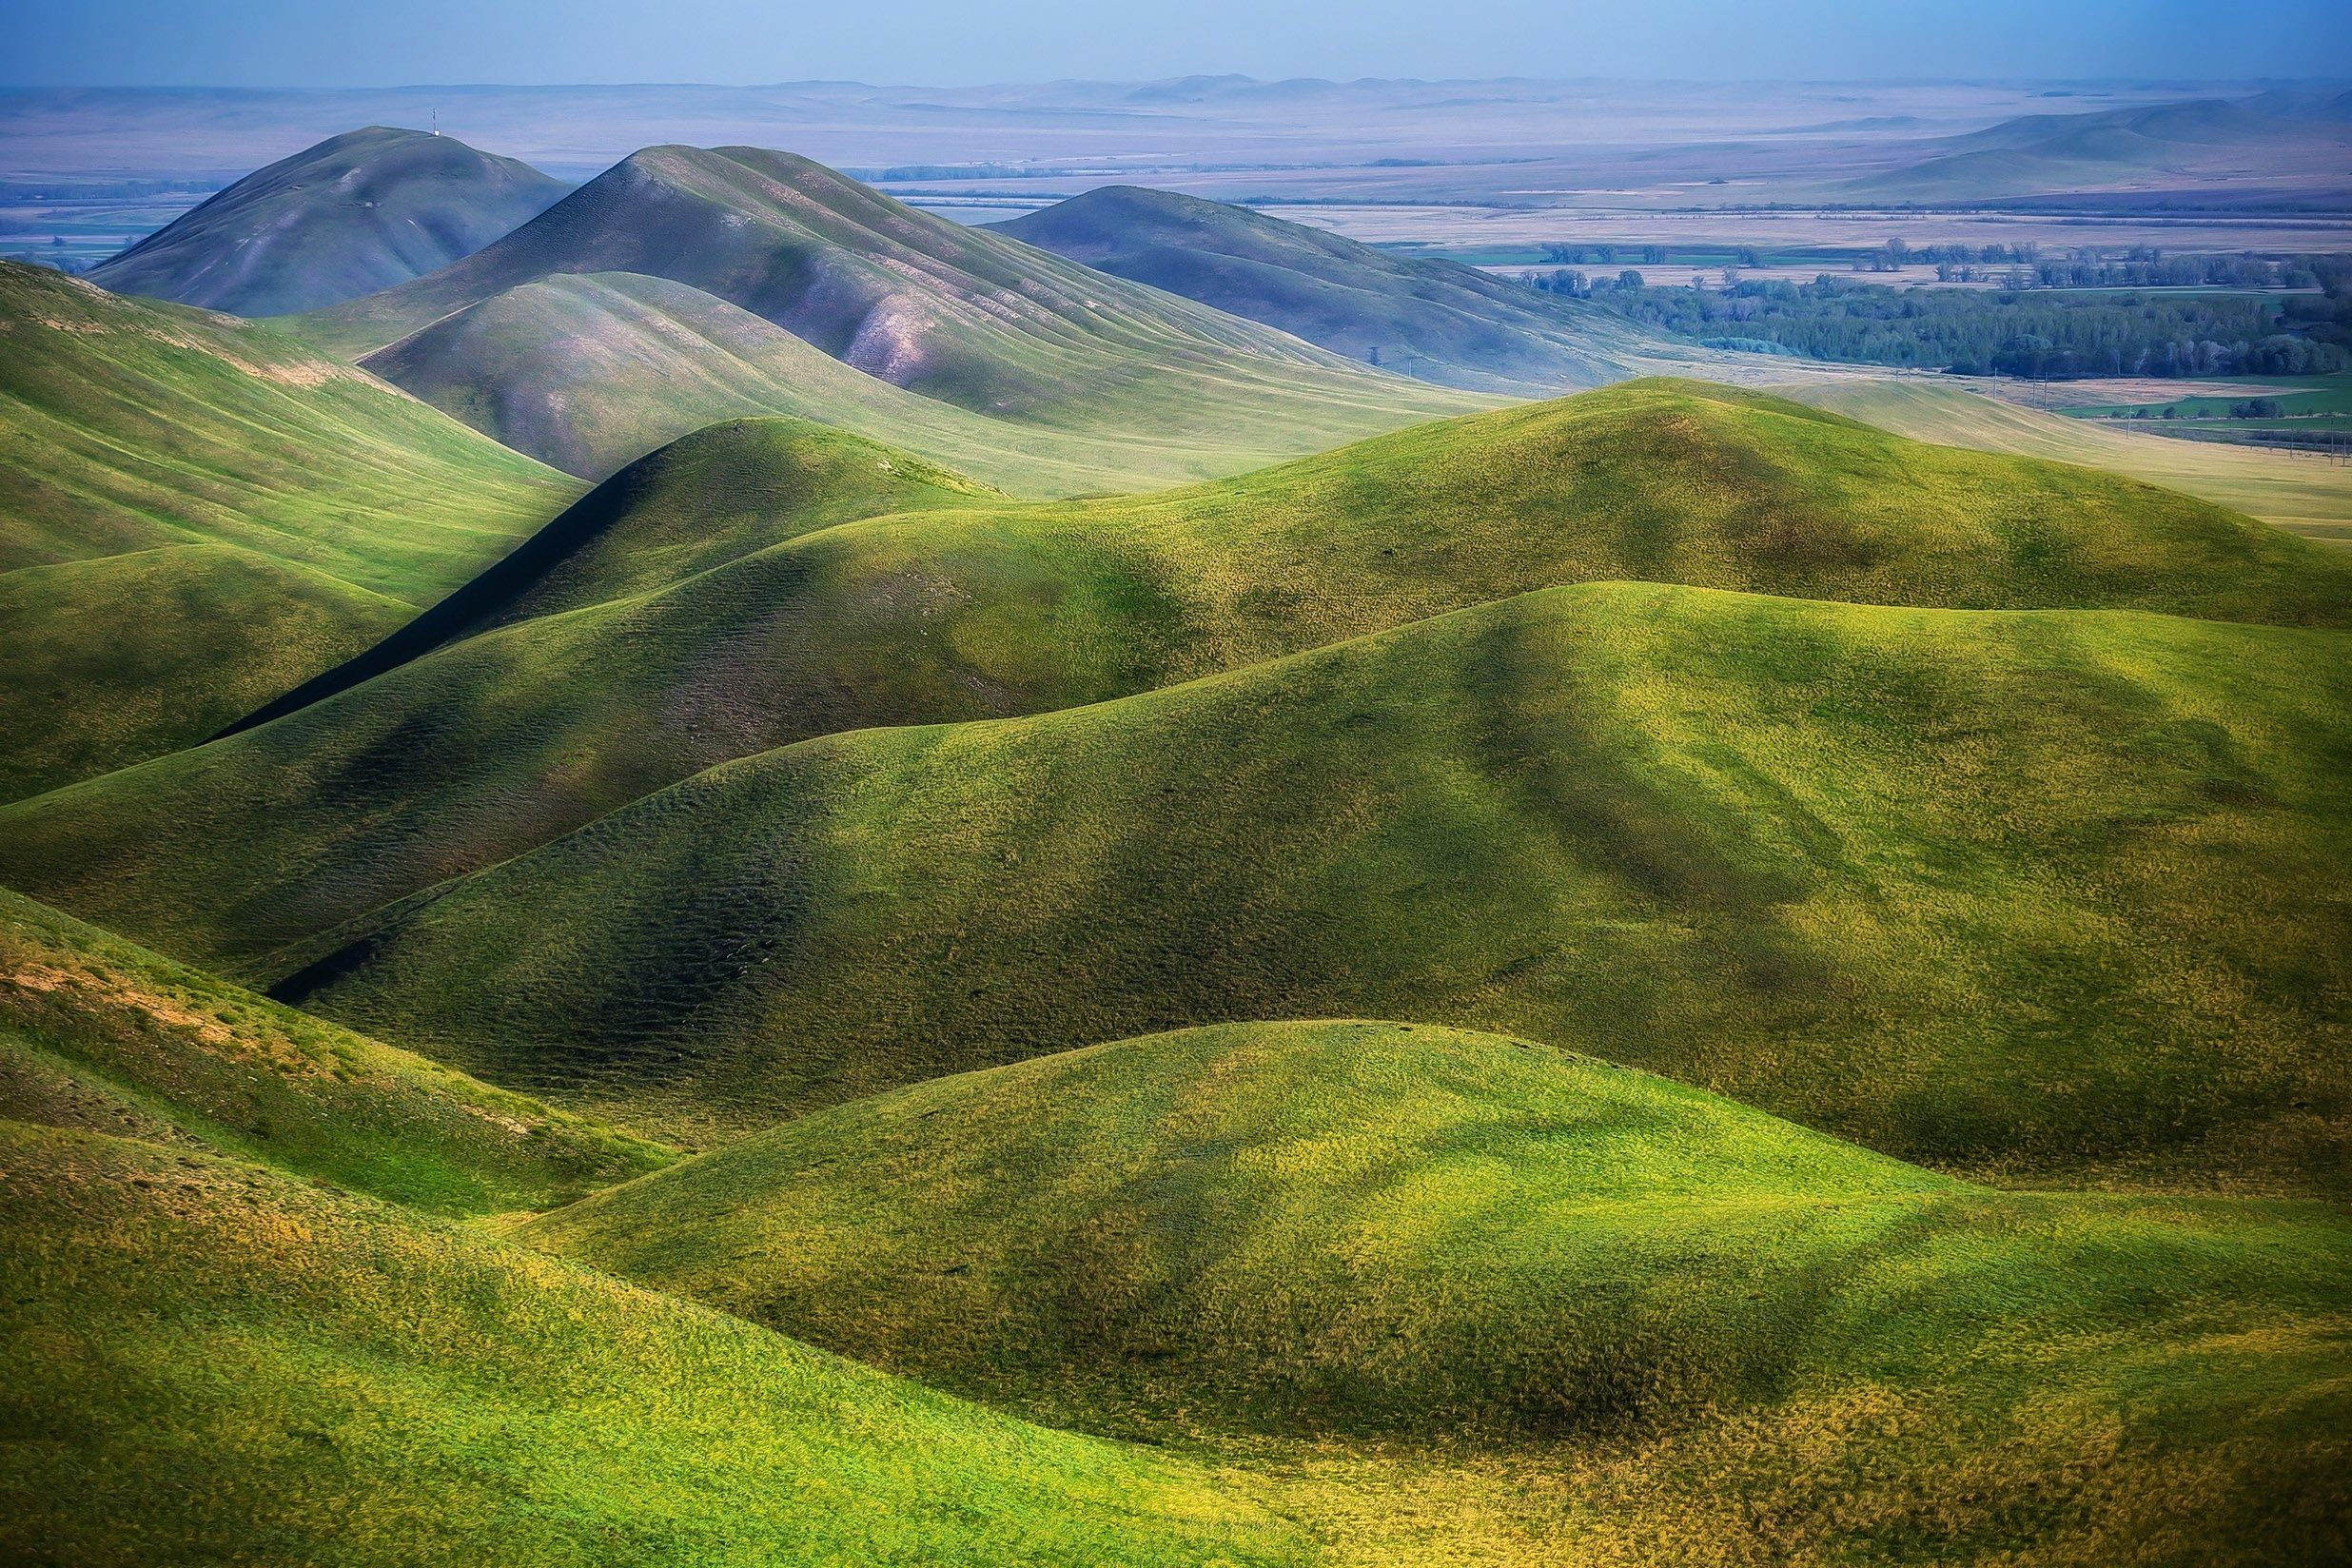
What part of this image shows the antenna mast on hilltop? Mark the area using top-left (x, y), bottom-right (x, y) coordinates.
top-left (431, 109), bottom-right (440, 137)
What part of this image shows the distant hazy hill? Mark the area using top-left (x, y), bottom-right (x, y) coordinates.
top-left (0, 260), bottom-right (573, 800)
top-left (998, 185), bottom-right (1648, 393)
top-left (353, 268), bottom-right (1407, 491)
top-left (89, 127), bottom-right (570, 317)
top-left (1849, 95), bottom-right (2352, 203)
top-left (297, 144), bottom-right (1480, 468)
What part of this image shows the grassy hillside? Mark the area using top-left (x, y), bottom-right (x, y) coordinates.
top-left (12, 382), bottom-right (2346, 975)
top-left (1780, 376), bottom-right (2352, 543)
top-left (225, 417), bottom-right (997, 734)
top-left (0, 887), bottom-right (668, 1213)
top-left (295, 144), bottom-right (1482, 459)
top-left (358, 268), bottom-right (1432, 491)
top-left (0, 259), bottom-right (578, 796)
top-left (997, 185), bottom-right (1651, 394)
top-left (520, 1019), bottom-right (2352, 1565)
top-left (0, 1121), bottom-right (1308, 1567)
top-left (90, 127), bottom-right (571, 317)
top-left (271, 582), bottom-right (2352, 1192)
top-left (0, 544), bottom-right (406, 801)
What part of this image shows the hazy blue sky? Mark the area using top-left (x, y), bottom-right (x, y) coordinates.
top-left (4, 0), bottom-right (2348, 87)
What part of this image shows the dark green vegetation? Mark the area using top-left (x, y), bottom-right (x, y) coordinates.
top-left (1579, 274), bottom-right (2348, 378)
top-left (88, 127), bottom-right (571, 317)
top-left (0, 1121), bottom-right (1310, 1566)
top-left (12, 382), bottom-right (2346, 1000)
top-left (294, 145), bottom-right (1481, 482)
top-left (997, 185), bottom-right (1650, 393)
top-left (259, 583), bottom-right (2352, 1190)
top-left (0, 259), bottom-right (576, 798)
top-left (0, 888), bottom-right (668, 1214)
top-left (528, 1020), bottom-right (2352, 1564)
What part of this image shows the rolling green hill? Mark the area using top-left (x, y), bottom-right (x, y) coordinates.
top-left (1779, 376), bottom-right (2352, 543)
top-left (89, 127), bottom-right (571, 317)
top-left (0, 887), bottom-right (669, 1213)
top-left (294, 144), bottom-right (1483, 465)
top-left (11, 382), bottom-right (2345, 983)
top-left (0, 259), bottom-right (578, 797)
top-left (0, 1121), bottom-right (1308, 1567)
top-left (519, 1019), bottom-right (2352, 1565)
top-left (996, 185), bottom-right (1653, 394)
top-left (224, 417), bottom-right (997, 735)
top-left (264, 581), bottom-right (2352, 1192)
top-left (354, 267), bottom-right (1445, 491)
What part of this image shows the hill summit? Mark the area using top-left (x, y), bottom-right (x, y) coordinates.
top-left (90, 127), bottom-right (570, 317)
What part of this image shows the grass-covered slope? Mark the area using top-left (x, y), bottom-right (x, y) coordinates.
top-left (999, 185), bottom-right (1651, 393)
top-left (90, 127), bottom-right (571, 317)
top-left (0, 260), bottom-right (578, 796)
top-left (297, 144), bottom-right (1482, 457)
top-left (225, 417), bottom-right (997, 735)
top-left (524, 1021), bottom-right (2352, 1565)
top-left (357, 268), bottom-right (1410, 491)
top-left (6, 382), bottom-right (2347, 975)
top-left (0, 544), bottom-right (406, 801)
top-left (279, 583), bottom-right (2352, 1191)
top-left (1782, 376), bottom-right (2352, 543)
top-left (0, 888), bottom-right (668, 1214)
top-left (0, 1122), bottom-right (1308, 1567)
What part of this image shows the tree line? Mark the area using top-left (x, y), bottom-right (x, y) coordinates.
top-left (1526, 262), bottom-right (2352, 380)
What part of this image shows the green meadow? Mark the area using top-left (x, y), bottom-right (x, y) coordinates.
top-left (3, 125), bottom-right (2347, 1567)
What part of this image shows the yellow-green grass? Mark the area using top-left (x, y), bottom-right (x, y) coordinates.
top-left (0, 888), bottom-right (670, 1214)
top-left (293, 145), bottom-right (1486, 465)
top-left (360, 268), bottom-right (1467, 492)
top-left (0, 544), bottom-right (407, 800)
top-left (225, 417), bottom-right (1001, 735)
top-left (10, 380), bottom-right (2346, 979)
top-left (272, 582), bottom-right (2352, 1194)
top-left (0, 260), bottom-right (579, 795)
top-left (0, 261), bottom-right (576, 603)
top-left (1783, 375), bottom-right (2352, 543)
top-left (523, 1020), bottom-right (2352, 1565)
top-left (89, 127), bottom-right (571, 318)
top-left (0, 1121), bottom-right (1308, 1567)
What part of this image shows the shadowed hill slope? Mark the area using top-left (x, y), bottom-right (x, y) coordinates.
top-left (90, 127), bottom-right (571, 317)
top-left (273, 583), bottom-right (2352, 1192)
top-left (999, 185), bottom-right (1652, 393)
top-left (0, 260), bottom-right (577, 798)
top-left (0, 888), bottom-right (668, 1213)
top-left (355, 268), bottom-right (1437, 490)
top-left (222, 417), bottom-right (995, 736)
top-left (0, 1122), bottom-right (1309, 1567)
top-left (10, 382), bottom-right (2346, 981)
top-left (295, 144), bottom-right (1483, 457)
top-left (524, 1020), bottom-right (2352, 1563)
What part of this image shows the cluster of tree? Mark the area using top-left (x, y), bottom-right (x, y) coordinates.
top-left (1538, 243), bottom-right (1674, 266)
top-left (1544, 271), bottom-right (2352, 379)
